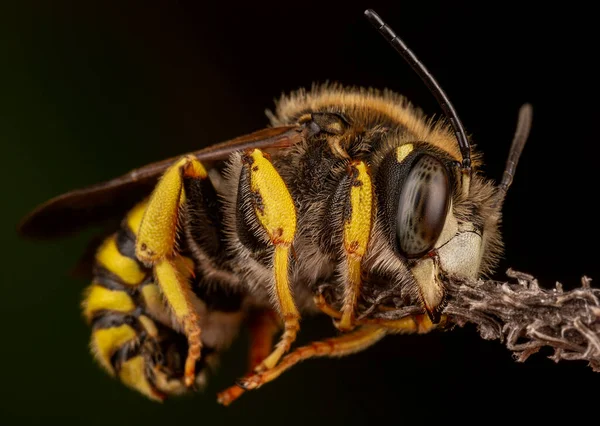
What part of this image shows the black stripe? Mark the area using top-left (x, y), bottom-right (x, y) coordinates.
top-left (91, 309), bottom-right (143, 331)
top-left (115, 226), bottom-right (139, 261)
top-left (110, 332), bottom-right (146, 372)
top-left (92, 264), bottom-right (150, 294)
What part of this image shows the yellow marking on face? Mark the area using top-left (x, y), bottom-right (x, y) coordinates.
top-left (396, 144), bottom-right (414, 163)
top-left (83, 284), bottom-right (135, 321)
top-left (126, 200), bottom-right (149, 235)
top-left (246, 149), bottom-right (296, 245)
top-left (273, 245), bottom-right (298, 317)
top-left (96, 236), bottom-right (146, 285)
top-left (119, 356), bottom-right (164, 401)
top-left (92, 324), bottom-right (137, 374)
top-left (339, 161), bottom-right (373, 330)
top-left (136, 156), bottom-right (207, 264)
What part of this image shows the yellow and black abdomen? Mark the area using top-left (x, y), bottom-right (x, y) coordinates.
top-left (82, 201), bottom-right (207, 400)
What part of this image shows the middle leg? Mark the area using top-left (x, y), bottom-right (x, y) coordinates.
top-left (235, 148), bottom-right (300, 372)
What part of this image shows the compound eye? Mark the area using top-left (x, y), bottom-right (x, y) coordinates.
top-left (396, 154), bottom-right (451, 257)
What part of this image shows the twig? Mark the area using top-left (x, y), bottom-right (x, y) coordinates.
top-left (353, 269), bottom-right (600, 371)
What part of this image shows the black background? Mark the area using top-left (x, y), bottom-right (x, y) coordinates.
top-left (2, 1), bottom-right (598, 425)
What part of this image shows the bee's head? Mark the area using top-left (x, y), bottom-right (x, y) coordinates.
top-left (361, 10), bottom-right (532, 321)
top-left (366, 105), bottom-right (532, 322)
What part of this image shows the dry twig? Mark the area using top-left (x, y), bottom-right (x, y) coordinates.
top-left (355, 269), bottom-right (600, 371)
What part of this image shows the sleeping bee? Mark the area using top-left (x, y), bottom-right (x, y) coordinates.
top-left (18, 10), bottom-right (531, 405)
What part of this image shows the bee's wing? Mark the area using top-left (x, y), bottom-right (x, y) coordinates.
top-left (19, 125), bottom-right (303, 239)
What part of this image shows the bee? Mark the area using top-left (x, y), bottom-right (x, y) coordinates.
top-left (18, 9), bottom-right (531, 405)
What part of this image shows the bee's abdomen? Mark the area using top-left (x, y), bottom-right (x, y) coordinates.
top-left (82, 201), bottom-right (199, 400)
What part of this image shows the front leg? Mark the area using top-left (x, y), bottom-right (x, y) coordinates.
top-left (337, 160), bottom-right (373, 331)
top-left (136, 155), bottom-right (207, 387)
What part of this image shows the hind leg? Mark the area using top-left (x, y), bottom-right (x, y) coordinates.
top-left (85, 201), bottom-right (203, 399)
top-left (85, 195), bottom-right (242, 400)
top-left (134, 156), bottom-right (211, 387)
top-left (216, 309), bottom-right (279, 405)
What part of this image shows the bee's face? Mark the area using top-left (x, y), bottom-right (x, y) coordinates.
top-left (363, 138), bottom-right (503, 321)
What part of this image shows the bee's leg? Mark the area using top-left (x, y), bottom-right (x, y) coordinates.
top-left (247, 309), bottom-right (280, 370)
top-left (216, 309), bottom-right (280, 405)
top-left (315, 289), bottom-right (443, 334)
top-left (218, 326), bottom-right (386, 404)
top-left (360, 314), bottom-right (446, 334)
top-left (313, 160), bottom-right (373, 331)
top-left (136, 155), bottom-right (208, 387)
top-left (314, 293), bottom-right (342, 319)
top-left (335, 161), bottom-right (374, 331)
top-left (238, 149), bottom-right (299, 373)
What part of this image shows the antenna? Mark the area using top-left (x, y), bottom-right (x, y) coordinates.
top-left (364, 9), bottom-right (472, 173)
top-left (497, 103), bottom-right (533, 207)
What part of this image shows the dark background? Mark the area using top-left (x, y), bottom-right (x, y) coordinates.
top-left (2, 1), bottom-right (598, 425)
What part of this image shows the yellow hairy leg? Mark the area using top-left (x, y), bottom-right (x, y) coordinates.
top-left (338, 161), bottom-right (373, 331)
top-left (243, 149), bottom-right (299, 373)
top-left (216, 149), bottom-right (298, 406)
top-left (135, 155), bottom-right (207, 387)
top-left (136, 156), bottom-right (206, 262)
top-left (154, 259), bottom-right (201, 387)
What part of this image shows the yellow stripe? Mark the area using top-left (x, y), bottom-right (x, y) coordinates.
top-left (96, 235), bottom-right (146, 285)
top-left (83, 284), bottom-right (135, 321)
top-left (119, 356), bottom-right (164, 401)
top-left (247, 149), bottom-right (296, 245)
top-left (92, 324), bottom-right (137, 374)
top-left (126, 200), bottom-right (149, 235)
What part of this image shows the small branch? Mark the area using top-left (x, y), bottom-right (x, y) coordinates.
top-left (353, 269), bottom-right (600, 371)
